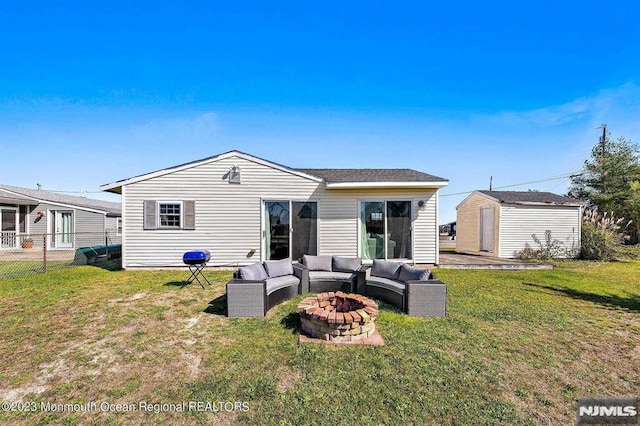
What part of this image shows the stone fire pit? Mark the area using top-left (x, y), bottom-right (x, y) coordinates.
top-left (297, 291), bottom-right (381, 344)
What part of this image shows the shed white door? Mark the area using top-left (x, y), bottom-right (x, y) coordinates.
top-left (480, 207), bottom-right (494, 252)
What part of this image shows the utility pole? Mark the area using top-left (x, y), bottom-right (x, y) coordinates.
top-left (599, 124), bottom-right (607, 158)
top-left (598, 124), bottom-right (607, 195)
top-left (489, 176), bottom-right (493, 191)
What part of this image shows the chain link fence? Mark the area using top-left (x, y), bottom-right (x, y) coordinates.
top-left (0, 232), bottom-right (121, 279)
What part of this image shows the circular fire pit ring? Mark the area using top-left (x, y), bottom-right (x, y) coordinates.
top-left (297, 291), bottom-right (379, 343)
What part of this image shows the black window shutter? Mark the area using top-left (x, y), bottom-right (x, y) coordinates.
top-left (184, 201), bottom-right (196, 230)
top-left (143, 201), bottom-right (157, 230)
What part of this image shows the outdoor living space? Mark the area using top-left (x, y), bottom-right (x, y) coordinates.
top-left (1, 259), bottom-right (639, 424)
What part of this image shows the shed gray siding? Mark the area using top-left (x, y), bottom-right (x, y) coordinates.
top-left (121, 154), bottom-right (440, 268)
top-left (498, 204), bottom-right (581, 258)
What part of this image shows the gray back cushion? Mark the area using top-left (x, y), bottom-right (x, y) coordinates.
top-left (332, 256), bottom-right (362, 273)
top-left (302, 255), bottom-right (333, 271)
top-left (238, 262), bottom-right (268, 281)
top-left (371, 260), bottom-right (403, 280)
top-left (398, 264), bottom-right (431, 282)
top-left (264, 259), bottom-right (294, 278)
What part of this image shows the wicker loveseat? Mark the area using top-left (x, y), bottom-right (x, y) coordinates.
top-left (226, 259), bottom-right (303, 317)
top-left (298, 255), bottom-right (368, 294)
top-left (363, 259), bottom-right (446, 317)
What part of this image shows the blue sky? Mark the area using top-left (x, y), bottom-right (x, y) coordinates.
top-left (1, 1), bottom-right (640, 223)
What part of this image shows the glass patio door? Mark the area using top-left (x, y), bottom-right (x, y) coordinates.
top-left (360, 201), bottom-right (412, 260)
top-left (1, 208), bottom-right (18, 248)
top-left (53, 211), bottom-right (74, 248)
top-left (265, 201), bottom-right (290, 260)
top-left (264, 201), bottom-right (318, 260)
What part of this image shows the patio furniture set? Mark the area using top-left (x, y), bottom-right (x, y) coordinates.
top-left (226, 255), bottom-right (446, 318)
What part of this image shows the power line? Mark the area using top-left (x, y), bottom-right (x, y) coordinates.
top-left (440, 172), bottom-right (582, 198)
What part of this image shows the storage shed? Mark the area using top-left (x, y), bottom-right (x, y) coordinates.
top-left (455, 190), bottom-right (583, 258)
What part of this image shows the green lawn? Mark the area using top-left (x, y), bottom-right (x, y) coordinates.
top-left (0, 261), bottom-right (639, 425)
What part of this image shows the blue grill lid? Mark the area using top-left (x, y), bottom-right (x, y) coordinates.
top-left (183, 250), bottom-right (211, 264)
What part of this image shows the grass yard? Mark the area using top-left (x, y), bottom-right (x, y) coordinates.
top-left (0, 261), bottom-right (639, 425)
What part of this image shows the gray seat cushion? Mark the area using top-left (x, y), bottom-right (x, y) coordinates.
top-left (302, 255), bottom-right (333, 271)
top-left (332, 256), bottom-right (362, 273)
top-left (264, 259), bottom-right (294, 278)
top-left (238, 262), bottom-right (268, 281)
top-left (371, 259), bottom-right (403, 280)
top-left (366, 276), bottom-right (406, 294)
top-left (309, 271), bottom-right (356, 283)
top-left (265, 275), bottom-right (300, 294)
top-left (398, 264), bottom-right (431, 282)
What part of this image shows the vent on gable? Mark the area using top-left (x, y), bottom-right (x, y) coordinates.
top-left (229, 165), bottom-right (241, 184)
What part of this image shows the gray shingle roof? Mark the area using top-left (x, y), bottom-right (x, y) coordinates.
top-left (0, 184), bottom-right (121, 215)
top-left (478, 190), bottom-right (582, 206)
top-left (296, 168), bottom-right (448, 183)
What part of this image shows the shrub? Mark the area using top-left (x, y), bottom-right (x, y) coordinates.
top-left (517, 230), bottom-right (576, 261)
top-left (580, 209), bottom-right (631, 261)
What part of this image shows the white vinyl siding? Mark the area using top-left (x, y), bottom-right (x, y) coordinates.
top-left (124, 156), bottom-right (320, 268)
top-left (412, 194), bottom-right (437, 264)
top-left (499, 205), bottom-right (581, 258)
top-left (122, 154), bottom-right (441, 268)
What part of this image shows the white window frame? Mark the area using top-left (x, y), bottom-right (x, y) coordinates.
top-left (158, 201), bottom-right (183, 229)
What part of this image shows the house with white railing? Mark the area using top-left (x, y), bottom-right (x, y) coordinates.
top-left (0, 184), bottom-right (121, 250)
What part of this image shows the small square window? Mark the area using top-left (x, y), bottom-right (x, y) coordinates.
top-left (159, 203), bottom-right (181, 228)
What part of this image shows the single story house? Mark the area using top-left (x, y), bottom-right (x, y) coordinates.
top-left (0, 184), bottom-right (122, 250)
top-left (455, 190), bottom-right (583, 258)
top-left (100, 150), bottom-right (449, 269)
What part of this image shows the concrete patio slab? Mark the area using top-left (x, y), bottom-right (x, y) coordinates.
top-left (436, 253), bottom-right (553, 270)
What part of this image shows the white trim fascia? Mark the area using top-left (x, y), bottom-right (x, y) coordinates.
top-left (260, 197), bottom-right (265, 262)
top-left (435, 191), bottom-right (440, 265)
top-left (121, 186), bottom-right (127, 269)
top-left (0, 188), bottom-right (110, 215)
top-left (497, 205), bottom-right (503, 258)
top-left (326, 181), bottom-right (449, 190)
top-left (100, 150), bottom-right (324, 192)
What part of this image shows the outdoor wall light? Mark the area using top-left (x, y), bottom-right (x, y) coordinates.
top-left (417, 200), bottom-right (426, 210)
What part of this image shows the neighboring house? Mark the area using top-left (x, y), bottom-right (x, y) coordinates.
top-left (100, 150), bottom-right (449, 269)
top-left (0, 184), bottom-right (122, 250)
top-left (456, 190), bottom-right (583, 258)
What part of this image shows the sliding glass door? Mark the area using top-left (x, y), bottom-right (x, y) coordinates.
top-left (360, 200), bottom-right (412, 260)
top-left (264, 201), bottom-right (317, 260)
